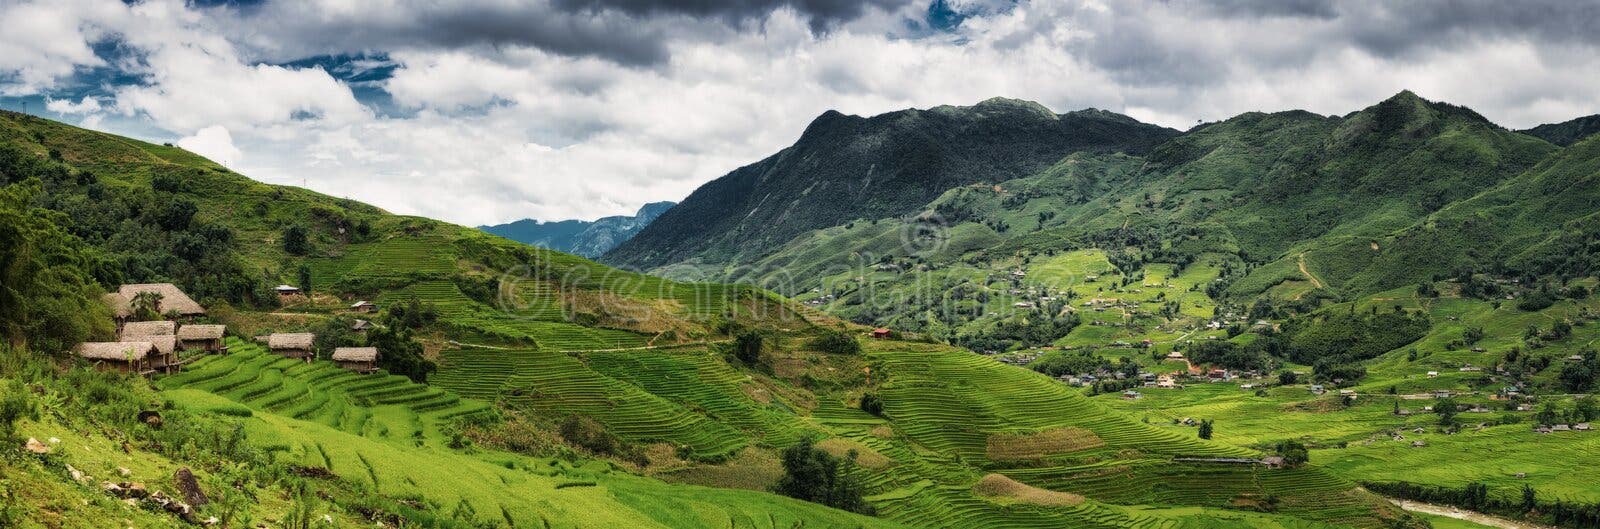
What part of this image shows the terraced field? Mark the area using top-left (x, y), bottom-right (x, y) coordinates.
top-left (434, 348), bottom-right (756, 460)
top-left (424, 336), bottom-right (1411, 528)
top-left (158, 339), bottom-right (493, 443)
top-left (309, 233), bottom-right (457, 279)
top-left (153, 340), bottom-right (903, 528)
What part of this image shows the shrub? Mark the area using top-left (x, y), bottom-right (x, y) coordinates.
top-left (808, 330), bottom-right (861, 355)
top-left (559, 415), bottom-right (617, 455)
top-left (734, 331), bottom-right (764, 365)
top-left (859, 393), bottom-right (884, 417)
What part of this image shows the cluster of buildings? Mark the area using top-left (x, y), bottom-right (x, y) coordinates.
top-left (75, 284), bottom-right (220, 375)
top-left (74, 283), bottom-right (381, 375)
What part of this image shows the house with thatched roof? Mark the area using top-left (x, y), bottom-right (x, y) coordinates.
top-left (332, 347), bottom-right (380, 373)
top-left (78, 342), bottom-right (156, 374)
top-left (120, 334), bottom-right (180, 374)
top-left (104, 283), bottom-right (206, 322)
top-left (268, 333), bottom-right (315, 362)
top-left (119, 320), bottom-right (177, 341)
top-left (177, 324), bottom-right (227, 353)
top-left (350, 300), bottom-right (376, 313)
top-left (351, 319), bottom-right (374, 333)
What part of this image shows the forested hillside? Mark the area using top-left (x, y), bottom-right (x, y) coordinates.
top-left (605, 98), bottom-right (1179, 270)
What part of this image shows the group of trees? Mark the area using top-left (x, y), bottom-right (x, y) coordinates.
top-left (309, 297), bottom-right (438, 383)
top-left (772, 437), bottom-right (874, 515)
top-left (955, 313), bottom-right (1079, 353)
top-left (0, 179), bottom-right (113, 353)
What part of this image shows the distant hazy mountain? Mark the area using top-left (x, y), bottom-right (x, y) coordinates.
top-left (480, 201), bottom-right (675, 258)
top-left (1521, 114), bottom-right (1600, 146)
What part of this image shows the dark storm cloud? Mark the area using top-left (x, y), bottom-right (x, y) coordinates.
top-left (220, 2), bottom-right (676, 66)
top-left (552, 0), bottom-right (914, 32)
top-left (1053, 0), bottom-right (1600, 89)
top-left (1338, 1), bottom-right (1600, 58)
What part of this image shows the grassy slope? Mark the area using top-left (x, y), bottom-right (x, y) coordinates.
top-left (0, 110), bottom-right (794, 351)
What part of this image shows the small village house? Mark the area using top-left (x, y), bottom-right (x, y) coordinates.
top-left (1261, 456), bottom-right (1285, 469)
top-left (871, 328), bottom-right (892, 339)
top-left (332, 347), bottom-right (380, 374)
top-left (351, 301), bottom-right (377, 313)
top-left (177, 324), bottom-right (227, 353)
top-left (275, 285), bottom-right (303, 298)
top-left (77, 342), bottom-right (155, 374)
top-left (119, 320), bottom-right (176, 341)
top-left (351, 319), bottom-right (374, 334)
top-left (269, 333), bottom-right (316, 362)
top-left (118, 320), bottom-right (181, 373)
top-left (104, 283), bottom-right (206, 323)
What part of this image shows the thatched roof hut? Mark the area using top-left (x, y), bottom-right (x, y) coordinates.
top-left (124, 334), bottom-right (177, 356)
top-left (332, 347), bottom-right (379, 373)
top-left (332, 347), bottom-right (378, 362)
top-left (177, 324), bottom-right (226, 341)
top-left (79, 341), bottom-right (153, 361)
top-left (120, 320), bottom-right (177, 340)
top-left (269, 333), bottom-right (314, 350)
top-left (105, 283), bottom-right (206, 318)
top-left (269, 333), bottom-right (315, 361)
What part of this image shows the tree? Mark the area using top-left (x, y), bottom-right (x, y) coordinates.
top-left (131, 290), bottom-right (164, 321)
top-left (733, 331), bottom-right (764, 365)
top-left (297, 264), bottom-right (313, 297)
top-left (1275, 440), bottom-right (1309, 467)
top-left (859, 393), bottom-right (884, 417)
top-left (1463, 327), bottom-right (1485, 345)
top-left (808, 329), bottom-right (861, 355)
top-left (1522, 484), bottom-right (1537, 512)
top-left (559, 415), bottom-right (617, 455)
top-left (282, 225), bottom-right (310, 255)
top-left (1576, 396), bottom-right (1598, 422)
top-left (366, 327), bottom-right (435, 383)
top-left (1198, 419), bottom-right (1214, 440)
top-left (1535, 401), bottom-right (1560, 426)
top-left (1416, 282), bottom-right (1438, 298)
top-left (1435, 396), bottom-right (1459, 426)
top-left (0, 180), bottom-right (113, 353)
top-left (772, 437), bottom-right (873, 515)
top-left (1277, 370), bottom-right (1299, 385)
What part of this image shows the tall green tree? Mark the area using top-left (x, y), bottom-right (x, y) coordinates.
top-left (772, 437), bottom-right (874, 515)
top-left (0, 180), bottom-right (112, 353)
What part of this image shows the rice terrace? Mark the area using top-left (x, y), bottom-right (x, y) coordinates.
top-left (5, 2), bottom-right (1600, 528)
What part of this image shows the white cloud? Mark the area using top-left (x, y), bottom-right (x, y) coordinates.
top-left (45, 96), bottom-right (103, 114)
top-left (3, 0), bottom-right (1600, 227)
top-left (177, 125), bottom-right (242, 167)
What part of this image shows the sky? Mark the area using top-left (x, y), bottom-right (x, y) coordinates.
top-left (2, 0), bottom-right (1599, 226)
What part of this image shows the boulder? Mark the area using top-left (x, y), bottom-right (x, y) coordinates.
top-left (23, 437), bottom-right (50, 454)
top-left (175, 467), bottom-right (208, 507)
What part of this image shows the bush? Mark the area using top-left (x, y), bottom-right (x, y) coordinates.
top-left (559, 415), bottom-right (617, 455)
top-left (808, 330), bottom-right (861, 355)
top-left (282, 224), bottom-right (310, 255)
top-left (859, 393), bottom-right (884, 417)
top-left (734, 331), bottom-right (764, 365)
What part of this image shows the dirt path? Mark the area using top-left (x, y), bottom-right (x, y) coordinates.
top-left (1294, 252), bottom-right (1324, 300)
top-left (1390, 499), bottom-right (1555, 529)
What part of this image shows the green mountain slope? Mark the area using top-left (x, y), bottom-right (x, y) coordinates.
top-left (1520, 114), bottom-right (1600, 146)
top-left (0, 110), bottom-right (1422, 528)
top-left (604, 98), bottom-right (1180, 271)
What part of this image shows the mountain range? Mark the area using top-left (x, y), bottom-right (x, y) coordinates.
top-left (479, 201), bottom-right (675, 258)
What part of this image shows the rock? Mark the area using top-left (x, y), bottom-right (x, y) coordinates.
top-left (175, 467), bottom-right (208, 507)
top-left (47, 437), bottom-right (60, 444)
top-left (118, 467), bottom-right (132, 477)
top-left (137, 410), bottom-right (163, 429)
top-left (24, 437), bottom-right (50, 454)
top-left (116, 482), bottom-right (149, 499)
top-left (66, 464), bottom-right (85, 483)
